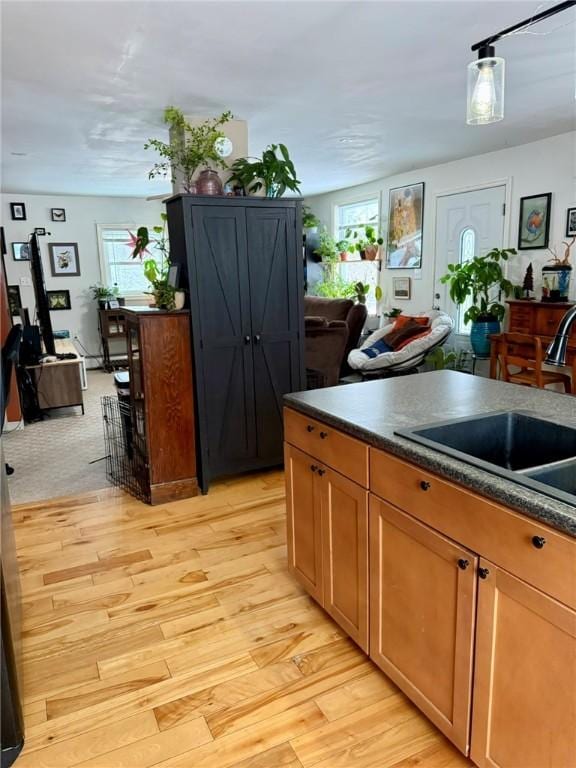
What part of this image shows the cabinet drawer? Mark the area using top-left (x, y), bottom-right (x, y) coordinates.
top-left (284, 408), bottom-right (369, 487)
top-left (370, 448), bottom-right (576, 609)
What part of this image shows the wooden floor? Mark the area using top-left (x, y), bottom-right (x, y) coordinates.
top-left (13, 470), bottom-right (473, 768)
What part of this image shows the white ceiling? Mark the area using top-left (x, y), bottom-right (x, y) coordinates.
top-left (1, 0), bottom-right (575, 198)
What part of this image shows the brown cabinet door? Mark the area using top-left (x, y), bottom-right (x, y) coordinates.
top-left (284, 443), bottom-right (323, 602)
top-left (471, 560), bottom-right (576, 768)
top-left (369, 495), bottom-right (477, 754)
top-left (321, 468), bottom-right (369, 652)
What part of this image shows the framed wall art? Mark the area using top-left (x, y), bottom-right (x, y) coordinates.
top-left (392, 276), bottom-right (412, 300)
top-left (566, 207), bottom-right (576, 237)
top-left (518, 193), bottom-right (551, 250)
top-left (10, 202), bottom-right (26, 221)
top-left (47, 289), bottom-right (71, 310)
top-left (7, 285), bottom-right (21, 316)
top-left (51, 208), bottom-right (66, 222)
top-left (11, 242), bottom-right (30, 261)
top-left (386, 182), bottom-right (424, 268)
top-left (48, 243), bottom-right (80, 276)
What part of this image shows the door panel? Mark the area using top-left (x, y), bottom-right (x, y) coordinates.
top-left (369, 495), bottom-right (477, 754)
top-left (247, 207), bottom-right (301, 461)
top-left (322, 468), bottom-right (369, 651)
top-left (471, 560), bottom-right (576, 768)
top-left (435, 186), bottom-right (506, 331)
top-left (191, 207), bottom-right (256, 476)
top-left (285, 443), bottom-right (323, 602)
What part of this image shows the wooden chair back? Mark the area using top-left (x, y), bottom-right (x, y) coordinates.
top-left (500, 332), bottom-right (545, 387)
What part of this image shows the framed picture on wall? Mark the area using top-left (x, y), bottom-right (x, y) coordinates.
top-left (392, 276), bottom-right (411, 300)
top-left (48, 243), bottom-right (80, 276)
top-left (386, 182), bottom-right (424, 268)
top-left (47, 290), bottom-right (71, 310)
top-left (51, 208), bottom-right (66, 222)
top-left (566, 207), bottom-right (576, 237)
top-left (10, 202), bottom-right (26, 221)
top-left (7, 285), bottom-right (21, 316)
top-left (11, 242), bottom-right (30, 261)
top-left (518, 193), bottom-right (551, 250)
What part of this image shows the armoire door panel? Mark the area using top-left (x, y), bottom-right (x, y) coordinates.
top-left (253, 340), bottom-right (293, 462)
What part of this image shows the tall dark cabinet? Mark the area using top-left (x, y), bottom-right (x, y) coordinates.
top-left (166, 195), bottom-right (305, 493)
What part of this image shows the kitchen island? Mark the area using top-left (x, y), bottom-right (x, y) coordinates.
top-left (283, 371), bottom-right (575, 768)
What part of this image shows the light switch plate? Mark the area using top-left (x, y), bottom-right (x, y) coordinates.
top-left (413, 269), bottom-right (422, 281)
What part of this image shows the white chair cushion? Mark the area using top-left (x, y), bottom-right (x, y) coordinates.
top-left (348, 311), bottom-right (454, 371)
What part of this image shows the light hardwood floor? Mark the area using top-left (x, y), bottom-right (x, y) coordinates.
top-left (13, 470), bottom-right (473, 767)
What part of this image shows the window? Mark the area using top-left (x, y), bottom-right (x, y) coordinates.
top-left (334, 199), bottom-right (380, 314)
top-left (457, 227), bottom-right (476, 334)
top-left (98, 227), bottom-right (164, 296)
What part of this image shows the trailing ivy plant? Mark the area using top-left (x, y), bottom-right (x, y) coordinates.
top-left (440, 247), bottom-right (516, 324)
top-left (145, 107), bottom-right (232, 192)
top-left (228, 143), bottom-right (300, 197)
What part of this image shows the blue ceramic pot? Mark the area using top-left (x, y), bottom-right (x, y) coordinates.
top-left (470, 319), bottom-right (500, 358)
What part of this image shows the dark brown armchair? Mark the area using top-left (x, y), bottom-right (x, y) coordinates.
top-left (304, 316), bottom-right (349, 388)
top-left (304, 297), bottom-right (368, 380)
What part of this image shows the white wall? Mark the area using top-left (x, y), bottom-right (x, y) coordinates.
top-left (307, 132), bottom-right (576, 316)
top-left (2, 194), bottom-right (164, 365)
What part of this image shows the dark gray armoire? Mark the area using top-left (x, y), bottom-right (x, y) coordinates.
top-left (166, 195), bottom-right (305, 493)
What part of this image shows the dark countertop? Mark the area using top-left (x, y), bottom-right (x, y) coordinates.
top-left (284, 371), bottom-right (576, 537)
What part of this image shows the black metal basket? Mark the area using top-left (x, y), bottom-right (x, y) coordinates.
top-left (101, 395), bottom-right (150, 503)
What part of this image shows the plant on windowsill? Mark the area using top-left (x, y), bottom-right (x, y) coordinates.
top-left (346, 225), bottom-right (384, 261)
top-left (228, 143), bottom-right (301, 197)
top-left (145, 107), bottom-right (233, 193)
top-left (313, 230), bottom-right (339, 263)
top-left (131, 213), bottom-right (182, 311)
top-left (440, 247), bottom-right (516, 358)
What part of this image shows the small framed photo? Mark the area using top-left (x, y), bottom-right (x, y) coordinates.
top-left (47, 289), bottom-right (71, 310)
top-left (48, 243), bottom-right (80, 276)
top-left (167, 264), bottom-right (180, 289)
top-left (12, 242), bottom-right (30, 261)
top-left (51, 208), bottom-right (66, 222)
top-left (566, 207), bottom-right (576, 237)
top-left (518, 193), bottom-right (551, 250)
top-left (392, 276), bottom-right (411, 300)
top-left (34, 227), bottom-right (46, 236)
top-left (108, 299), bottom-right (120, 309)
top-left (10, 202), bottom-right (26, 221)
top-left (7, 285), bottom-right (22, 316)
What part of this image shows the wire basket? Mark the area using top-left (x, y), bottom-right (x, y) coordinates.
top-left (101, 395), bottom-right (150, 503)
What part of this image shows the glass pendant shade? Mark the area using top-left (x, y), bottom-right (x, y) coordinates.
top-left (467, 56), bottom-right (505, 125)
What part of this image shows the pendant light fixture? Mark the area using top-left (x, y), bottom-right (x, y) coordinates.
top-left (467, 0), bottom-right (576, 126)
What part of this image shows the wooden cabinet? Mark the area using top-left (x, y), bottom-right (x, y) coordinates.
top-left (125, 309), bottom-right (197, 504)
top-left (471, 561), bottom-right (576, 768)
top-left (284, 442), bottom-right (369, 651)
top-left (166, 196), bottom-right (305, 493)
top-left (507, 300), bottom-right (575, 363)
top-left (369, 496), bottom-right (477, 753)
top-left (284, 407), bottom-right (576, 766)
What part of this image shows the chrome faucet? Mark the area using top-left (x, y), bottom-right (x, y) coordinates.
top-left (545, 305), bottom-right (576, 366)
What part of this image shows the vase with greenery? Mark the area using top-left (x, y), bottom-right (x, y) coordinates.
top-left (89, 283), bottom-right (119, 309)
top-left (440, 247), bottom-right (515, 357)
top-left (131, 213), bottom-right (178, 310)
top-left (145, 107), bottom-right (232, 193)
top-left (228, 143), bottom-right (300, 197)
top-left (346, 225), bottom-right (384, 260)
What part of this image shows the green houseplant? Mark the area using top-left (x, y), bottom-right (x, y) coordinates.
top-left (440, 247), bottom-right (516, 357)
top-left (89, 283), bottom-right (119, 309)
top-left (346, 225), bottom-right (384, 260)
top-left (131, 213), bottom-right (178, 310)
top-left (228, 143), bottom-right (300, 197)
top-left (313, 230), bottom-right (339, 263)
top-left (145, 107), bottom-right (232, 193)
top-left (302, 205), bottom-right (320, 230)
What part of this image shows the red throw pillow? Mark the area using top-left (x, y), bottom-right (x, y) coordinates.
top-left (395, 327), bottom-right (432, 351)
top-left (393, 315), bottom-right (430, 331)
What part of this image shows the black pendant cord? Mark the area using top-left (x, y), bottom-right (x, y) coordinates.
top-left (471, 0), bottom-right (576, 52)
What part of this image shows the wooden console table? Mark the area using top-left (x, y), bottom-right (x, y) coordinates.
top-left (490, 300), bottom-right (576, 379)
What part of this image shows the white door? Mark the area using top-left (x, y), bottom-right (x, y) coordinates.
top-left (434, 186), bottom-right (506, 335)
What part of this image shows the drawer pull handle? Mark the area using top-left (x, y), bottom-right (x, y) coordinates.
top-left (318, 468), bottom-right (326, 476)
top-left (306, 425), bottom-right (315, 433)
top-left (457, 558), bottom-right (470, 570)
top-left (478, 567), bottom-right (490, 580)
top-left (532, 535), bottom-right (546, 549)
top-left (420, 480), bottom-right (431, 491)
top-left (320, 431), bottom-right (328, 439)
top-left (310, 464), bottom-right (318, 473)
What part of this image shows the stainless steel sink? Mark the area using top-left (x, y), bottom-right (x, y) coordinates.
top-left (395, 412), bottom-right (576, 506)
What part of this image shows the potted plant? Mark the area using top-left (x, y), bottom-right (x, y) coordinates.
top-left (89, 283), bottom-right (119, 309)
top-left (313, 230), bottom-right (339, 263)
top-left (302, 205), bottom-right (320, 232)
top-left (145, 107), bottom-right (232, 193)
top-left (346, 225), bottom-right (384, 260)
top-left (312, 274), bottom-right (356, 300)
top-left (440, 247), bottom-right (516, 357)
top-left (131, 213), bottom-right (183, 310)
top-left (228, 143), bottom-right (300, 197)
top-left (336, 238), bottom-right (350, 261)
